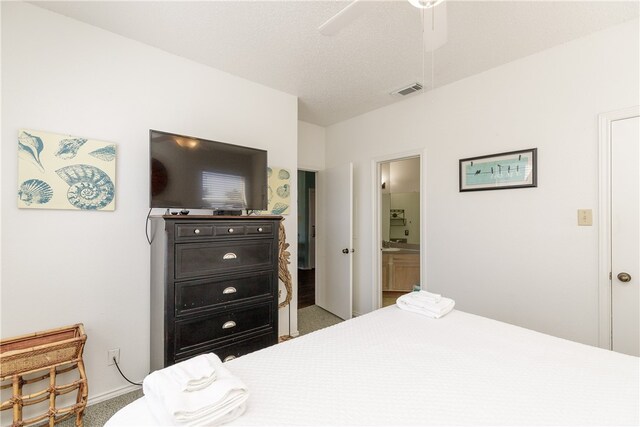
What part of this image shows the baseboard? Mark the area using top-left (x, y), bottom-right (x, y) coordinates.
top-left (352, 311), bottom-right (362, 317)
top-left (291, 330), bottom-right (300, 337)
top-left (87, 384), bottom-right (141, 406)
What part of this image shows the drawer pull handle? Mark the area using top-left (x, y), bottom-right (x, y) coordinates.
top-left (222, 287), bottom-right (237, 294)
top-left (257, 227), bottom-right (263, 232)
top-left (194, 229), bottom-right (200, 234)
top-left (228, 228), bottom-right (234, 233)
top-left (223, 253), bottom-right (237, 260)
top-left (223, 355), bottom-right (236, 362)
top-left (222, 321), bottom-right (236, 329)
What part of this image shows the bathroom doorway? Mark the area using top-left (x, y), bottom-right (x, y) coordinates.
top-left (297, 170), bottom-right (317, 309)
top-left (374, 153), bottom-right (424, 309)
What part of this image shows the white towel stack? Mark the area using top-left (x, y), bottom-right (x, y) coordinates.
top-left (143, 353), bottom-right (248, 426)
top-left (396, 290), bottom-right (455, 319)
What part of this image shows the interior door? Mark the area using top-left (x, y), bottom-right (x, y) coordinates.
top-left (611, 115), bottom-right (639, 357)
top-left (317, 163), bottom-right (353, 320)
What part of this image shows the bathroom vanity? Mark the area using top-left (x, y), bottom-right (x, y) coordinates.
top-left (382, 249), bottom-right (420, 292)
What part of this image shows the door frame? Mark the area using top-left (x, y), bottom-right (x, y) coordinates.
top-left (371, 148), bottom-right (427, 310)
top-left (597, 106), bottom-right (640, 350)
top-left (296, 168), bottom-right (320, 337)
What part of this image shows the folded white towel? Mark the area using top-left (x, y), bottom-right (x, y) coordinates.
top-left (165, 353), bottom-right (221, 392)
top-left (412, 290), bottom-right (442, 303)
top-left (144, 360), bottom-right (248, 426)
top-left (396, 293), bottom-right (455, 319)
top-left (148, 396), bottom-right (247, 426)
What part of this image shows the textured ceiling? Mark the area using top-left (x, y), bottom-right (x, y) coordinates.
top-left (31, 1), bottom-right (639, 126)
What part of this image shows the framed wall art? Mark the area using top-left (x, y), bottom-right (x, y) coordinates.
top-left (17, 129), bottom-right (116, 211)
top-left (262, 166), bottom-right (290, 215)
top-left (459, 148), bottom-right (537, 192)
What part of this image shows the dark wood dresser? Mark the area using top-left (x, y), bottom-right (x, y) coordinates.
top-left (150, 215), bottom-right (281, 371)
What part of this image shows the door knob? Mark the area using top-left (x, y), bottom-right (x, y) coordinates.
top-left (617, 272), bottom-right (632, 283)
top-left (342, 248), bottom-right (349, 254)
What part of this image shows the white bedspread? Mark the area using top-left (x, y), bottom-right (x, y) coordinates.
top-left (106, 307), bottom-right (639, 426)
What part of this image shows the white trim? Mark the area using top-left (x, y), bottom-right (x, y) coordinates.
top-left (297, 167), bottom-right (321, 339)
top-left (597, 106), bottom-right (640, 350)
top-left (371, 148), bottom-right (427, 310)
top-left (87, 384), bottom-right (141, 407)
top-left (297, 165), bottom-right (320, 172)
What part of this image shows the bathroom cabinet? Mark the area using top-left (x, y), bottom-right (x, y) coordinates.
top-left (382, 252), bottom-right (420, 292)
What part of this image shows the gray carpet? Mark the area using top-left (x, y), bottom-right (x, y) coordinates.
top-left (297, 304), bottom-right (343, 335)
top-left (54, 305), bottom-right (342, 426)
top-left (53, 389), bottom-right (143, 427)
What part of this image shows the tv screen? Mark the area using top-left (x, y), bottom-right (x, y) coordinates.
top-left (150, 130), bottom-right (267, 210)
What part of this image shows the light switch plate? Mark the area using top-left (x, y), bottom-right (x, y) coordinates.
top-left (578, 209), bottom-right (592, 226)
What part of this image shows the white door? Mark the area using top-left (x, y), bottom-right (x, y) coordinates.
top-left (611, 116), bottom-right (639, 357)
top-left (317, 163), bottom-right (353, 320)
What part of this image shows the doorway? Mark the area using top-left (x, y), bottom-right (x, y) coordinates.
top-left (598, 106), bottom-right (639, 356)
top-left (373, 151), bottom-right (425, 310)
top-left (297, 170), bottom-right (317, 309)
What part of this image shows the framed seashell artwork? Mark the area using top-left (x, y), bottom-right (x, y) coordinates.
top-left (259, 167), bottom-right (290, 215)
top-left (17, 129), bottom-right (116, 211)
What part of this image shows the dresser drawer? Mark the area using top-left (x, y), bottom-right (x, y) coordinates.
top-left (176, 224), bottom-right (214, 239)
top-left (213, 224), bottom-right (245, 237)
top-left (245, 223), bottom-right (275, 236)
top-left (214, 222), bottom-right (275, 237)
top-left (175, 332), bottom-right (275, 364)
top-left (175, 240), bottom-right (274, 279)
top-left (174, 302), bottom-right (273, 354)
top-left (175, 272), bottom-right (274, 316)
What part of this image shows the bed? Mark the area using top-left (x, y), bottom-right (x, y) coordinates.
top-left (106, 306), bottom-right (639, 426)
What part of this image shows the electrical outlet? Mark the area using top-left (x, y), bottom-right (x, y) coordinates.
top-left (108, 348), bottom-right (120, 366)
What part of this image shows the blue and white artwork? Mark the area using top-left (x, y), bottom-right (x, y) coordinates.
top-left (55, 138), bottom-right (87, 159)
top-left (460, 149), bottom-right (537, 191)
top-left (464, 156), bottom-right (529, 186)
top-left (17, 129), bottom-right (117, 211)
top-left (89, 144), bottom-right (116, 161)
top-left (258, 166), bottom-right (290, 215)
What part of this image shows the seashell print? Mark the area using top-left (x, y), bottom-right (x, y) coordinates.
top-left (18, 131), bottom-right (45, 172)
top-left (271, 202), bottom-right (289, 215)
top-left (55, 138), bottom-right (87, 159)
top-left (55, 164), bottom-right (114, 210)
top-left (18, 179), bottom-right (53, 205)
top-left (267, 167), bottom-right (272, 178)
top-left (278, 169), bottom-right (290, 180)
top-left (89, 144), bottom-right (116, 161)
top-left (276, 184), bottom-right (290, 198)
top-left (267, 186), bottom-right (273, 203)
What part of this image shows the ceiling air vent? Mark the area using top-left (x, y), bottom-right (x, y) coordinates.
top-left (391, 82), bottom-right (423, 96)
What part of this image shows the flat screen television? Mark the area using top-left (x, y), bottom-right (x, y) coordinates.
top-left (150, 130), bottom-right (267, 210)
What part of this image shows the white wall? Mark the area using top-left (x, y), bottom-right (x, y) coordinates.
top-left (389, 157), bottom-right (420, 193)
top-left (298, 120), bottom-right (326, 171)
top-left (389, 193), bottom-right (420, 245)
top-left (325, 19), bottom-right (639, 346)
top-left (1, 1), bottom-right (297, 405)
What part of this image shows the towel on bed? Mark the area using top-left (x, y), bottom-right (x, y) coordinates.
top-left (143, 357), bottom-right (248, 426)
top-left (411, 290), bottom-right (442, 303)
top-left (396, 292), bottom-right (454, 318)
top-left (163, 353), bottom-right (221, 392)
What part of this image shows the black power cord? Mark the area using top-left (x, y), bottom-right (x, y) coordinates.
top-left (113, 356), bottom-right (143, 386)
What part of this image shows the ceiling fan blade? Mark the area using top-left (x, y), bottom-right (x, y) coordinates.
top-left (423, 0), bottom-right (447, 51)
top-left (318, 0), bottom-right (376, 36)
